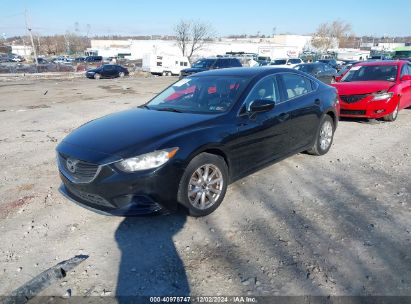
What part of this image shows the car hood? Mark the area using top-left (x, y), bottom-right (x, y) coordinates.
top-left (60, 108), bottom-right (215, 160)
top-left (331, 81), bottom-right (396, 95)
top-left (181, 68), bottom-right (207, 74)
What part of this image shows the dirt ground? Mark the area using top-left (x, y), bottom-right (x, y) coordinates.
top-left (0, 75), bottom-right (410, 298)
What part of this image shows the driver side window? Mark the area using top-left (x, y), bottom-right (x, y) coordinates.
top-left (243, 76), bottom-right (280, 111)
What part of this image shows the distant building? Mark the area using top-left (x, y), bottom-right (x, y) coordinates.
top-left (11, 45), bottom-right (33, 57)
top-left (87, 35), bottom-right (313, 61)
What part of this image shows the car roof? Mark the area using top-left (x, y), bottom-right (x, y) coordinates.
top-left (191, 67), bottom-right (304, 78)
top-left (298, 62), bottom-right (322, 66)
top-left (356, 60), bottom-right (406, 67)
top-left (198, 57), bottom-right (235, 60)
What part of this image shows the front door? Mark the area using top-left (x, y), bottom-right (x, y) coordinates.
top-left (229, 75), bottom-right (291, 177)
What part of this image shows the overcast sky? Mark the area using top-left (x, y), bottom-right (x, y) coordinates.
top-left (1, 0), bottom-right (410, 38)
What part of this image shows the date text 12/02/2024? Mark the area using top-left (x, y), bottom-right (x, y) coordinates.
top-left (149, 296), bottom-right (257, 303)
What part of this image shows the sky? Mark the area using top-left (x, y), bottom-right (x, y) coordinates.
top-left (1, 0), bottom-right (410, 38)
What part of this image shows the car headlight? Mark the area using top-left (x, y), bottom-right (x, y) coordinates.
top-left (115, 148), bottom-right (179, 172)
top-left (371, 91), bottom-right (393, 101)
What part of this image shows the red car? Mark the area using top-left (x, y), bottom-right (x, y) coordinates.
top-left (331, 60), bottom-right (411, 121)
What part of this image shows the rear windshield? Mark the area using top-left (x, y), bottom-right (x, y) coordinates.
top-left (342, 65), bottom-right (398, 82)
top-left (192, 59), bottom-right (216, 69)
top-left (271, 59), bottom-right (287, 65)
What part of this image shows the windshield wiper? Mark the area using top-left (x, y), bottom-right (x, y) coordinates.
top-left (139, 105), bottom-right (151, 110)
top-left (156, 107), bottom-right (183, 113)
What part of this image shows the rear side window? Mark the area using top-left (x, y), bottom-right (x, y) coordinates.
top-left (216, 59), bottom-right (229, 68)
top-left (231, 59), bottom-right (242, 67)
top-left (282, 74), bottom-right (312, 100)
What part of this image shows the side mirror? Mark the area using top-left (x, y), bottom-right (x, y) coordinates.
top-left (335, 75), bottom-right (343, 82)
top-left (401, 75), bottom-right (411, 81)
top-left (248, 99), bottom-right (275, 113)
top-left (287, 62), bottom-right (292, 65)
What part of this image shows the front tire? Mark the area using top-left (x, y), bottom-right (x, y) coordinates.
top-left (94, 73), bottom-right (101, 80)
top-left (119, 71), bottom-right (125, 78)
top-left (307, 115), bottom-right (335, 156)
top-left (177, 153), bottom-right (228, 217)
top-left (383, 102), bottom-right (399, 122)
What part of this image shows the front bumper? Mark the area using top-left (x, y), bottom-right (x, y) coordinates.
top-left (58, 161), bottom-right (184, 216)
top-left (339, 95), bottom-right (399, 119)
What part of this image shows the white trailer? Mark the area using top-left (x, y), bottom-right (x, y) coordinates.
top-left (142, 54), bottom-right (190, 76)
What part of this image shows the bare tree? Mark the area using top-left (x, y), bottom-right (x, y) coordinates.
top-left (174, 20), bottom-right (213, 62)
top-left (311, 20), bottom-right (352, 51)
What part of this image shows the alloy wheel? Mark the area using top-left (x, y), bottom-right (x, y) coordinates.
top-left (188, 164), bottom-right (223, 210)
top-left (319, 120), bottom-right (333, 151)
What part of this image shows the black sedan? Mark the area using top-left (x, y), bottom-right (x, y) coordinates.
top-left (85, 64), bottom-right (129, 79)
top-left (294, 63), bottom-right (337, 84)
top-left (57, 67), bottom-right (339, 217)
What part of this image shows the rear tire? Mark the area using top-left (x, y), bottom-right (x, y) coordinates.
top-left (177, 153), bottom-right (228, 217)
top-left (383, 102), bottom-right (399, 122)
top-left (307, 115), bottom-right (335, 156)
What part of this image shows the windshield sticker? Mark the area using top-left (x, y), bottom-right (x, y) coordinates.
top-left (173, 78), bottom-right (191, 87)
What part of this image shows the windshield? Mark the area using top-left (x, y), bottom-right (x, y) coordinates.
top-left (146, 76), bottom-right (250, 114)
top-left (191, 59), bottom-right (216, 69)
top-left (271, 60), bottom-right (287, 65)
top-left (341, 65), bottom-right (398, 82)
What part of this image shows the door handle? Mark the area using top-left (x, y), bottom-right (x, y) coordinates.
top-left (314, 99), bottom-right (321, 105)
top-left (279, 113), bottom-right (290, 121)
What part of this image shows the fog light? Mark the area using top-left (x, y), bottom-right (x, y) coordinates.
top-left (375, 109), bottom-right (385, 114)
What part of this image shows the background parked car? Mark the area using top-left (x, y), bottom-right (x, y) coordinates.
top-left (74, 57), bottom-right (86, 63)
top-left (331, 60), bottom-right (411, 121)
top-left (85, 64), bottom-right (129, 79)
top-left (36, 57), bottom-right (49, 64)
top-left (335, 61), bottom-right (361, 82)
top-left (179, 57), bottom-right (242, 78)
top-left (317, 58), bottom-right (339, 70)
top-left (294, 62), bottom-right (337, 84)
top-left (257, 56), bottom-right (271, 66)
top-left (85, 56), bottom-right (103, 63)
top-left (269, 58), bottom-right (303, 68)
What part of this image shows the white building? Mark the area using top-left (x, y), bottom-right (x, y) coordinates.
top-left (11, 45), bottom-right (33, 57)
top-left (87, 35), bottom-right (313, 61)
top-left (336, 49), bottom-right (370, 61)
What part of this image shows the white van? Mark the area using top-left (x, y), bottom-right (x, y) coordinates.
top-left (142, 54), bottom-right (191, 76)
top-left (269, 58), bottom-right (303, 68)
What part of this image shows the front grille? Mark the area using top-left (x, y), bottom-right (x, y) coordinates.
top-left (58, 153), bottom-right (100, 183)
top-left (340, 94), bottom-right (370, 104)
top-left (340, 109), bottom-right (366, 115)
top-left (65, 183), bottom-right (112, 208)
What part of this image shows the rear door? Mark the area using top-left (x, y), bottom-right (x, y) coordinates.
top-left (278, 72), bottom-right (322, 151)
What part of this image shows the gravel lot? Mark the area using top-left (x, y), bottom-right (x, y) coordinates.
top-left (0, 75), bottom-right (410, 298)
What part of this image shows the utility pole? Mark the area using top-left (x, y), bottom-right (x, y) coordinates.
top-left (25, 9), bottom-right (38, 68)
